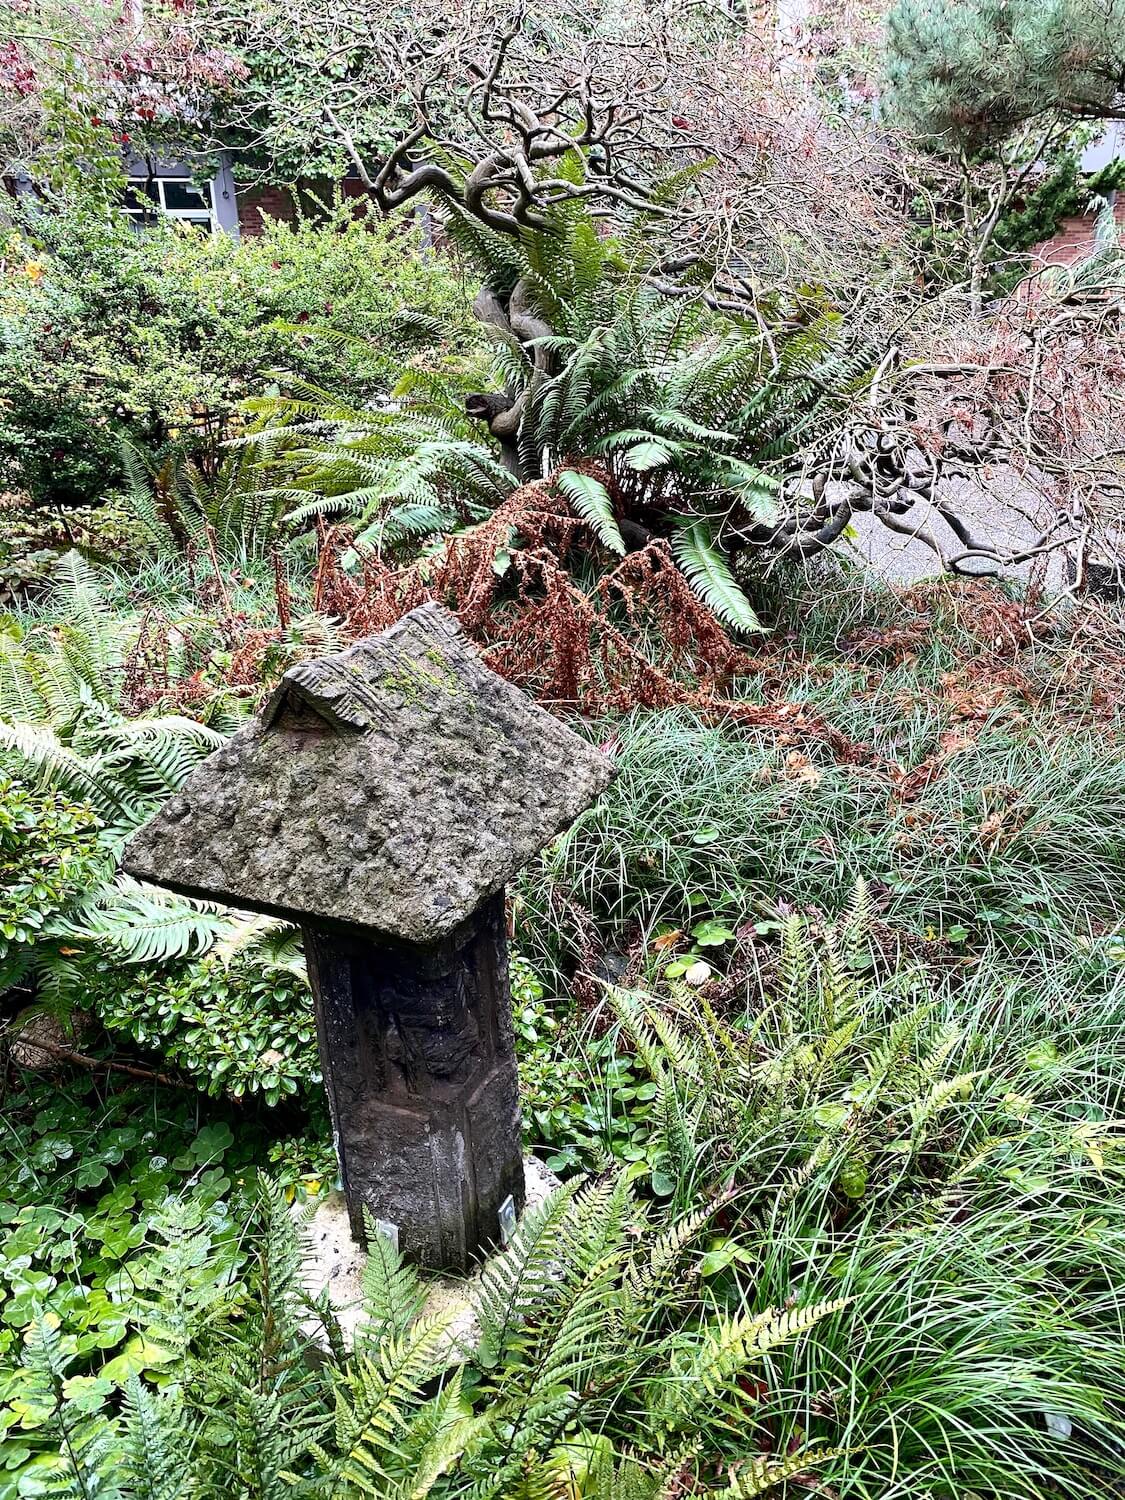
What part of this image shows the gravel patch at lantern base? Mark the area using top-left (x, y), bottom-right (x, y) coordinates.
top-left (298, 1155), bottom-right (561, 1352)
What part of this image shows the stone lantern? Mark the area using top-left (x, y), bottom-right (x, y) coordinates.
top-left (123, 604), bottom-right (612, 1272)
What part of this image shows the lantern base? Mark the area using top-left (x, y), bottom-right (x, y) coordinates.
top-left (299, 1156), bottom-right (561, 1351)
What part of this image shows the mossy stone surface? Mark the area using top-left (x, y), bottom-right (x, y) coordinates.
top-left (123, 603), bottom-right (613, 944)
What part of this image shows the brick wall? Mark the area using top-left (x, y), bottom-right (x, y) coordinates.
top-left (236, 184), bottom-right (298, 237)
top-left (1032, 193), bottom-right (1125, 268)
top-left (234, 178), bottom-right (374, 236)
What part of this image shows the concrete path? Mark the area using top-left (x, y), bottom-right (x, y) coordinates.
top-left (843, 469), bottom-right (1066, 588)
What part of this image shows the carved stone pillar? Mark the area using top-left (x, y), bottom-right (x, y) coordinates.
top-left (304, 894), bottom-right (523, 1269)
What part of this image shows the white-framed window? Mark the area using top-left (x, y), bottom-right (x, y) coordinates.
top-left (123, 176), bottom-right (217, 233)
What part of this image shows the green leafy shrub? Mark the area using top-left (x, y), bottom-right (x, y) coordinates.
top-left (90, 949), bottom-right (317, 1105)
top-left (516, 990), bottom-right (658, 1178)
top-left (0, 1072), bottom-right (329, 1496)
top-left (0, 778), bottom-right (102, 990)
top-left (0, 200), bottom-right (472, 507)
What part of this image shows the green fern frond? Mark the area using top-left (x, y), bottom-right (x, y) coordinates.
top-left (909, 1073), bottom-right (980, 1139)
top-left (119, 1378), bottom-right (193, 1500)
top-left (117, 441), bottom-right (182, 555)
top-left (62, 877), bottom-right (229, 962)
top-left (401, 1418), bottom-right (482, 1494)
top-left (736, 1296), bottom-right (851, 1357)
top-left (357, 1218), bottom-right (426, 1353)
top-left (608, 987), bottom-right (678, 1085)
top-left (714, 1447), bottom-right (842, 1497)
top-left (917, 1022), bottom-right (966, 1084)
top-left (442, 206), bottom-right (523, 289)
top-left (653, 1068), bottom-right (698, 1181)
top-left (332, 1310), bottom-right (461, 1489)
top-left (664, 1297), bottom-right (849, 1423)
top-left (623, 1200), bottom-right (714, 1311)
top-left (670, 523), bottom-right (763, 635)
top-left (859, 1005), bottom-right (931, 1105)
top-left (0, 719), bottom-right (131, 822)
top-left (641, 408), bottom-right (735, 443)
top-left (472, 1178), bottom-right (585, 1367)
top-left (841, 875), bottom-right (872, 970)
top-left (622, 439), bottom-right (680, 471)
top-left (554, 470), bottom-right (625, 555)
top-left (778, 913), bottom-right (814, 1030)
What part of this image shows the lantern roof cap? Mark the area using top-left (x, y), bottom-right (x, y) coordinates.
top-left (123, 604), bottom-right (613, 944)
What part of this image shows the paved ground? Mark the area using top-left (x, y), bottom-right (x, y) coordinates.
top-left (843, 469), bottom-right (1067, 589)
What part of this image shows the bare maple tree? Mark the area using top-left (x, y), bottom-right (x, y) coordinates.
top-left (197, 0), bottom-right (911, 304)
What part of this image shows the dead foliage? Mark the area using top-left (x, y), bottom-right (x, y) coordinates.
top-left (916, 583), bottom-right (1125, 731)
top-left (767, 576), bottom-right (1125, 737)
top-left (118, 504), bottom-right (1125, 796)
top-left (120, 611), bottom-right (212, 717)
top-left (309, 477), bottom-right (873, 762)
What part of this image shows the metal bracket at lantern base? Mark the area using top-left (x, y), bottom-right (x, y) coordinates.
top-left (498, 1195), bottom-right (517, 1245)
top-left (374, 1219), bottom-right (400, 1253)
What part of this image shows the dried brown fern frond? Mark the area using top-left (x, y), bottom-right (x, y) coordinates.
top-left (304, 482), bottom-right (874, 764)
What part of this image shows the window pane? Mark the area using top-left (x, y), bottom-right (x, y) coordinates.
top-left (161, 179), bottom-right (211, 211)
top-left (123, 182), bottom-right (159, 211)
